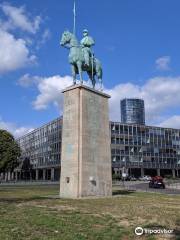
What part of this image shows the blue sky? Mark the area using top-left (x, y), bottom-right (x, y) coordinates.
top-left (1, 0), bottom-right (180, 137)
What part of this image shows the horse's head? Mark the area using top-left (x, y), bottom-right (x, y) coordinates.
top-left (60, 30), bottom-right (72, 46)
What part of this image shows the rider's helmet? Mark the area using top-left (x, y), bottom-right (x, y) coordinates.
top-left (83, 29), bottom-right (88, 34)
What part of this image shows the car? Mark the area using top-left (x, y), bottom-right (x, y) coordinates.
top-left (139, 175), bottom-right (151, 181)
top-left (130, 176), bottom-right (137, 181)
top-left (124, 175), bottom-right (131, 181)
top-left (149, 176), bottom-right (165, 189)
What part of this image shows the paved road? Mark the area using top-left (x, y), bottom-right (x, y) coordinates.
top-left (123, 182), bottom-right (180, 195)
top-left (1, 180), bottom-right (180, 195)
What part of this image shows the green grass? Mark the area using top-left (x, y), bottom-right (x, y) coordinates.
top-left (0, 185), bottom-right (179, 240)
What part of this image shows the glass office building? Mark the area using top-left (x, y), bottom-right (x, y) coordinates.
top-left (121, 98), bottom-right (145, 125)
top-left (14, 117), bottom-right (62, 181)
top-left (1, 117), bottom-right (180, 181)
top-left (111, 122), bottom-right (180, 177)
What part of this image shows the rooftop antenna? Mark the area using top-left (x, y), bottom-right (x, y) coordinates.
top-left (73, 0), bottom-right (76, 35)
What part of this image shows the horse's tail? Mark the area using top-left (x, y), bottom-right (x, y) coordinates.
top-left (94, 58), bottom-right (103, 79)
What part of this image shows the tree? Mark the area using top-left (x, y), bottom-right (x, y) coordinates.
top-left (0, 129), bottom-right (21, 172)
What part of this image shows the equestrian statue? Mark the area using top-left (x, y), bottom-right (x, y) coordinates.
top-left (60, 29), bottom-right (103, 89)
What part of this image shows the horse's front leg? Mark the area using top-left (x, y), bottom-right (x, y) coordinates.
top-left (77, 62), bottom-right (83, 84)
top-left (71, 65), bottom-right (76, 85)
top-left (99, 79), bottom-right (103, 91)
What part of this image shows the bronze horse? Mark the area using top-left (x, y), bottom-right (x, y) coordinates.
top-left (60, 30), bottom-right (103, 89)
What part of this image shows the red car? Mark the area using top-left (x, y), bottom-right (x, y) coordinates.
top-left (149, 176), bottom-right (165, 189)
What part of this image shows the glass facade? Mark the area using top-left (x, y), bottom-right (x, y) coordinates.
top-left (111, 122), bottom-right (180, 171)
top-left (121, 98), bottom-right (145, 125)
top-left (17, 117), bottom-right (62, 169)
top-left (12, 117), bottom-right (180, 180)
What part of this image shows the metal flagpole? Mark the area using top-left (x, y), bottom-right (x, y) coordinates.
top-left (91, 52), bottom-right (94, 87)
top-left (73, 0), bottom-right (76, 35)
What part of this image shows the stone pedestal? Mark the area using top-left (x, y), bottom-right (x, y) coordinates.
top-left (60, 84), bottom-right (112, 198)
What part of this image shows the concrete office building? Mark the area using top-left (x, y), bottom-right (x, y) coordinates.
top-left (121, 98), bottom-right (145, 125)
top-left (111, 122), bottom-right (180, 178)
top-left (1, 116), bottom-right (180, 182)
top-left (9, 117), bottom-right (63, 181)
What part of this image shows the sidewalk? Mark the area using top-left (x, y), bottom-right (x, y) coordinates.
top-left (0, 180), bottom-right (59, 186)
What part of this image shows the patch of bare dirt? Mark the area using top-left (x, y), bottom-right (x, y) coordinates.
top-left (16, 201), bottom-right (77, 211)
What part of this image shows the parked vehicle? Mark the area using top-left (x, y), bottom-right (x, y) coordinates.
top-left (130, 176), bottom-right (137, 181)
top-left (149, 176), bottom-right (165, 189)
top-left (139, 175), bottom-right (151, 181)
top-left (124, 175), bottom-right (131, 181)
top-left (122, 175), bottom-right (137, 181)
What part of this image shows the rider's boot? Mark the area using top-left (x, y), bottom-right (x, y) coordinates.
top-left (85, 57), bottom-right (89, 67)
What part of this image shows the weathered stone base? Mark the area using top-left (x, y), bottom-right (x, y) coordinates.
top-left (60, 84), bottom-right (112, 198)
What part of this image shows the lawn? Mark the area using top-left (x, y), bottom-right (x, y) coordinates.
top-left (0, 184), bottom-right (179, 240)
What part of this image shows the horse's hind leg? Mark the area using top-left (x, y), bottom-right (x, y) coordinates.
top-left (87, 71), bottom-right (95, 88)
top-left (99, 78), bottom-right (103, 91)
top-left (92, 76), bottom-right (96, 89)
top-left (96, 66), bottom-right (103, 91)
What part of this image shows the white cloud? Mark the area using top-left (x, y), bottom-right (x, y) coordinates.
top-left (0, 2), bottom-right (41, 34)
top-left (155, 56), bottom-right (171, 71)
top-left (35, 28), bottom-right (51, 49)
top-left (19, 74), bottom-right (180, 129)
top-left (107, 76), bottom-right (180, 124)
top-left (159, 115), bottom-right (180, 129)
top-left (18, 73), bottom-right (41, 87)
top-left (142, 76), bottom-right (180, 121)
top-left (41, 29), bottom-right (51, 43)
top-left (32, 75), bottom-right (72, 110)
top-left (105, 83), bottom-right (141, 121)
top-left (19, 74), bottom-right (94, 111)
top-left (0, 2), bottom-right (47, 73)
top-left (0, 117), bottom-right (34, 138)
top-left (0, 29), bottom-right (36, 73)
